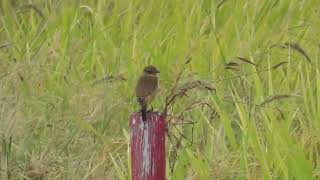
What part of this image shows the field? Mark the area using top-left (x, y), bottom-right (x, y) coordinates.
top-left (1, 0), bottom-right (320, 179)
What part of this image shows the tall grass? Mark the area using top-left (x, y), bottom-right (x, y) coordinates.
top-left (0, 0), bottom-right (319, 179)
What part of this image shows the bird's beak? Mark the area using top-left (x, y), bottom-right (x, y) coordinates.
top-left (156, 69), bottom-right (160, 73)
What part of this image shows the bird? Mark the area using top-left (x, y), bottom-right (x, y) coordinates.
top-left (135, 65), bottom-right (160, 122)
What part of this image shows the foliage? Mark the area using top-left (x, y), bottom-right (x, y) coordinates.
top-left (0, 0), bottom-right (319, 179)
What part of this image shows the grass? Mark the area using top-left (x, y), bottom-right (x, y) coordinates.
top-left (0, 0), bottom-right (320, 179)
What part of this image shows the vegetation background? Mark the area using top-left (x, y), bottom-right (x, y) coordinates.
top-left (1, 0), bottom-right (320, 179)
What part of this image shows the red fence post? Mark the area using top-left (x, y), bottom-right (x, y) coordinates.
top-left (130, 112), bottom-right (166, 180)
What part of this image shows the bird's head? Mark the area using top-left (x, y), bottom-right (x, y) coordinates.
top-left (143, 65), bottom-right (160, 75)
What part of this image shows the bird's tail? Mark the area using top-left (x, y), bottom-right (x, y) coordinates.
top-left (141, 106), bottom-right (147, 122)
top-left (138, 97), bottom-right (147, 122)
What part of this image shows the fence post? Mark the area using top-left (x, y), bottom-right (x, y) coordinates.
top-left (130, 112), bottom-right (166, 180)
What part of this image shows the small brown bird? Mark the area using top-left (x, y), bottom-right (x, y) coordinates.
top-left (135, 65), bottom-right (160, 122)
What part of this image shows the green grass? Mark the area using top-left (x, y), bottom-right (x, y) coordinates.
top-left (0, 0), bottom-right (320, 179)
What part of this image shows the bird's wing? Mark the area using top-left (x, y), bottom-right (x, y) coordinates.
top-left (135, 75), bottom-right (158, 98)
